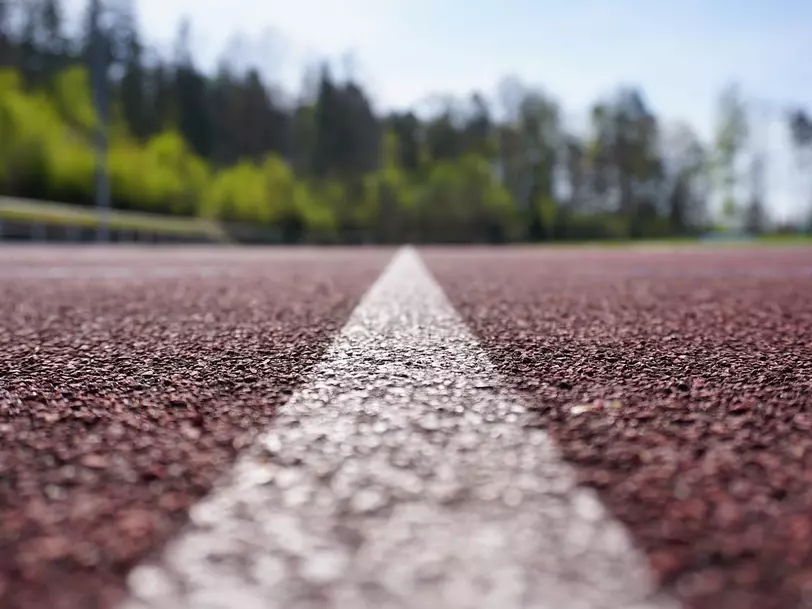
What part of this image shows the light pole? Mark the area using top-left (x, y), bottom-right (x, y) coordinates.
top-left (89, 0), bottom-right (110, 243)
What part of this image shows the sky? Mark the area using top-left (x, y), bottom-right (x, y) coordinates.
top-left (67, 0), bottom-right (812, 220)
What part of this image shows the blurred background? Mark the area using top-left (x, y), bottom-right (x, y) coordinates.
top-left (0, 0), bottom-right (811, 245)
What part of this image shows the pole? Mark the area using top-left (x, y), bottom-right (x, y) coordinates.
top-left (90, 0), bottom-right (110, 243)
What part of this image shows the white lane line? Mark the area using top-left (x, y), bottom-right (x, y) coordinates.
top-left (120, 246), bottom-right (677, 609)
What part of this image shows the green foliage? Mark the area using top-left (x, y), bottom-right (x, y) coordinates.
top-left (0, 68), bottom-right (94, 201)
top-left (52, 65), bottom-right (96, 132)
top-left (10, 0), bottom-right (812, 240)
top-left (109, 131), bottom-right (209, 215)
top-left (413, 154), bottom-right (519, 243)
top-left (0, 57), bottom-right (719, 242)
top-left (0, 13), bottom-right (770, 244)
top-left (205, 160), bottom-right (269, 223)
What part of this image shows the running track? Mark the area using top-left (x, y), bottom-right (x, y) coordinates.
top-left (1, 244), bottom-right (811, 609)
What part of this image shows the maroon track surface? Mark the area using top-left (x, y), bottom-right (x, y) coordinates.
top-left (424, 245), bottom-right (812, 609)
top-left (4, 244), bottom-right (812, 609)
top-left (0, 246), bottom-right (391, 609)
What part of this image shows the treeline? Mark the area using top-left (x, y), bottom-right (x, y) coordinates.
top-left (1, 0), bottom-right (811, 243)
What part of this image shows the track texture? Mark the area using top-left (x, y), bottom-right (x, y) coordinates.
top-left (0, 247), bottom-right (391, 609)
top-left (120, 248), bottom-right (672, 609)
top-left (424, 246), bottom-right (812, 609)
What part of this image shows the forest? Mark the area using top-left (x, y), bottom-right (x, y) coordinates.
top-left (1, 0), bottom-right (812, 243)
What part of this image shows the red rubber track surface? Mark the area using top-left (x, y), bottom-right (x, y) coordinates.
top-left (0, 246), bottom-right (392, 609)
top-left (424, 245), bottom-right (812, 609)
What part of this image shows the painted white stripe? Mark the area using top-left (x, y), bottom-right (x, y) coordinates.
top-left (120, 246), bottom-right (677, 609)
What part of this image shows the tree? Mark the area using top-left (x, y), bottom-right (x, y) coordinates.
top-left (0, 0), bottom-right (14, 68)
top-left (359, 128), bottom-right (414, 243)
top-left (714, 83), bottom-right (749, 230)
top-left (172, 19), bottom-right (211, 157)
top-left (110, 0), bottom-right (149, 139)
top-left (0, 4), bottom-right (800, 244)
top-left (40, 0), bottom-right (65, 58)
top-left (80, 0), bottom-right (112, 71)
top-left (338, 80), bottom-right (379, 174)
top-left (788, 109), bottom-right (812, 230)
top-left (583, 89), bottom-right (664, 238)
top-left (462, 93), bottom-right (494, 158)
top-left (387, 111), bottom-right (420, 171)
top-left (312, 64), bottom-right (379, 179)
top-left (610, 88), bottom-right (663, 237)
top-left (424, 103), bottom-right (465, 162)
top-left (290, 101), bottom-right (316, 176)
top-left (312, 64), bottom-right (338, 178)
top-left (662, 122), bottom-right (708, 235)
top-left (585, 102), bottom-right (614, 212)
top-left (743, 152), bottom-right (767, 234)
top-left (498, 75), bottom-right (525, 124)
top-left (517, 89), bottom-right (560, 240)
top-left (563, 135), bottom-right (586, 210)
